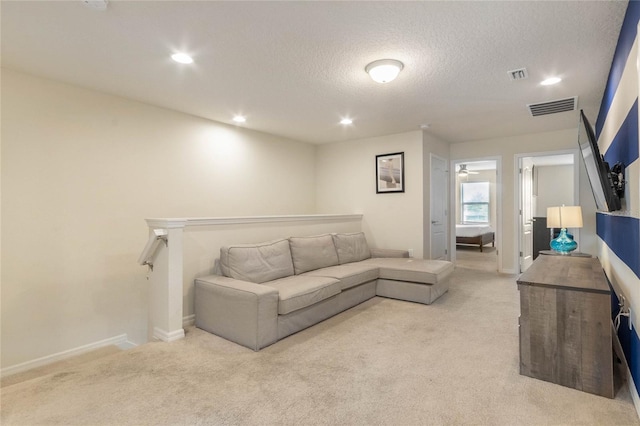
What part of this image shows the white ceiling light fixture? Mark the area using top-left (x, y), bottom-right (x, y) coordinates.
top-left (340, 118), bottom-right (353, 125)
top-left (232, 115), bottom-right (246, 123)
top-left (83, 0), bottom-right (108, 11)
top-left (365, 59), bottom-right (404, 84)
top-left (171, 53), bottom-right (193, 64)
top-left (541, 77), bottom-right (562, 86)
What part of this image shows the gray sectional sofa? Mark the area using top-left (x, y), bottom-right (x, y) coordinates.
top-left (195, 232), bottom-right (454, 350)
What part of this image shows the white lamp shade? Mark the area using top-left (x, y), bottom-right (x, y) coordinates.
top-left (560, 206), bottom-right (583, 228)
top-left (365, 59), bottom-right (404, 83)
top-left (547, 207), bottom-right (561, 228)
top-left (547, 206), bottom-right (583, 228)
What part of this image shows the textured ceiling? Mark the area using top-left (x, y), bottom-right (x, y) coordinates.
top-left (1, 1), bottom-right (628, 144)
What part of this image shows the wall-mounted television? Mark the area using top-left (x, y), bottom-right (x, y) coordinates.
top-left (577, 110), bottom-right (624, 212)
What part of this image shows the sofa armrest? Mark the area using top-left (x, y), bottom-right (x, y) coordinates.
top-left (370, 248), bottom-right (410, 258)
top-left (195, 275), bottom-right (279, 351)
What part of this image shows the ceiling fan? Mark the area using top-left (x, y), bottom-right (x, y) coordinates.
top-left (458, 164), bottom-right (479, 175)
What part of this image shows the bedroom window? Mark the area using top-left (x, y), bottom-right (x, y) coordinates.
top-left (461, 182), bottom-right (490, 223)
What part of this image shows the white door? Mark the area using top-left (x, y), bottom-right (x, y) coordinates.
top-left (430, 155), bottom-right (448, 260)
top-left (520, 158), bottom-right (534, 272)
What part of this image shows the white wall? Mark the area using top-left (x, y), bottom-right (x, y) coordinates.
top-left (535, 165), bottom-right (574, 216)
top-left (449, 128), bottom-right (595, 273)
top-left (315, 131), bottom-right (425, 258)
top-left (1, 70), bottom-right (317, 368)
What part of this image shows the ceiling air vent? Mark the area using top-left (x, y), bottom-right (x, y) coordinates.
top-left (527, 97), bottom-right (577, 117)
top-left (508, 68), bottom-right (528, 81)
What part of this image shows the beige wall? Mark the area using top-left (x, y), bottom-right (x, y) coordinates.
top-left (1, 70), bottom-right (317, 367)
top-left (449, 129), bottom-right (594, 273)
top-left (315, 131), bottom-right (426, 258)
top-left (535, 165), bottom-right (574, 217)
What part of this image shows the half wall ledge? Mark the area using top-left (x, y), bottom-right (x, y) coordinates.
top-left (145, 213), bottom-right (364, 229)
top-left (141, 214), bottom-right (364, 344)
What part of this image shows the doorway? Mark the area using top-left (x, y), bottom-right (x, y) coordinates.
top-left (451, 158), bottom-right (501, 272)
top-left (516, 151), bottom-right (579, 273)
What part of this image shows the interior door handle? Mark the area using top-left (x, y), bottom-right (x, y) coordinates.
top-left (431, 221), bottom-right (437, 224)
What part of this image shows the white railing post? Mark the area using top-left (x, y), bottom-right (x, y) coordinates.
top-left (145, 219), bottom-right (187, 342)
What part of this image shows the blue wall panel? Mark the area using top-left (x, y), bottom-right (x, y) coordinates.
top-left (596, 0), bottom-right (640, 400)
top-left (603, 100), bottom-right (639, 167)
top-left (597, 213), bottom-right (640, 278)
top-left (597, 0), bottom-right (640, 135)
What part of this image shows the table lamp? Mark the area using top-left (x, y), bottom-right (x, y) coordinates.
top-left (547, 206), bottom-right (583, 254)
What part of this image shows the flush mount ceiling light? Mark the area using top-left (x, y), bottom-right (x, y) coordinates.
top-left (340, 118), bottom-right (353, 125)
top-left (83, 0), bottom-right (108, 11)
top-left (232, 115), bottom-right (246, 123)
top-left (171, 53), bottom-right (193, 64)
top-left (365, 59), bottom-right (404, 84)
top-left (541, 77), bottom-right (562, 86)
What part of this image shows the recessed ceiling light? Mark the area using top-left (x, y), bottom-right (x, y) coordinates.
top-left (340, 118), bottom-right (353, 125)
top-left (232, 115), bottom-right (246, 123)
top-left (541, 77), bottom-right (562, 86)
top-left (171, 53), bottom-right (193, 64)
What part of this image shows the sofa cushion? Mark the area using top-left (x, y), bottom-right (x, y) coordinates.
top-left (220, 239), bottom-right (294, 284)
top-left (332, 232), bottom-right (372, 264)
top-left (362, 258), bottom-right (454, 284)
top-left (304, 263), bottom-right (379, 291)
top-left (267, 275), bottom-right (341, 315)
top-left (289, 234), bottom-right (339, 275)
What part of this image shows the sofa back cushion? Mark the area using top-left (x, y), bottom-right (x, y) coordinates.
top-left (220, 239), bottom-right (294, 284)
top-left (289, 234), bottom-right (339, 274)
top-left (332, 232), bottom-right (372, 264)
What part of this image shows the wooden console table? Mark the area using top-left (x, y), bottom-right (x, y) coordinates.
top-left (517, 255), bottom-right (613, 398)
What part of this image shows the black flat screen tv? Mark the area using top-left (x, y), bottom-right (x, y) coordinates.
top-left (577, 109), bottom-right (622, 212)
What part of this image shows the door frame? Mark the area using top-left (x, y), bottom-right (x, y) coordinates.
top-left (514, 149), bottom-right (580, 273)
top-left (449, 156), bottom-right (502, 272)
top-left (430, 153), bottom-right (448, 260)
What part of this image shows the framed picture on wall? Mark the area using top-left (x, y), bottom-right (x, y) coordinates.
top-left (376, 152), bottom-right (404, 193)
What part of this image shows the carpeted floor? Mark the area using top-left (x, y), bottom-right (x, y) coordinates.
top-left (1, 259), bottom-right (638, 425)
top-left (455, 245), bottom-right (498, 272)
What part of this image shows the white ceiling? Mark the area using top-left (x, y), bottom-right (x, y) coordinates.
top-left (1, 1), bottom-right (628, 145)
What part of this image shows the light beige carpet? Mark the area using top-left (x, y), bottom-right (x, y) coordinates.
top-left (2, 263), bottom-right (639, 425)
top-left (456, 246), bottom-right (498, 272)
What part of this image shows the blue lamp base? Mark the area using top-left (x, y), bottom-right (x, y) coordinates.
top-left (550, 228), bottom-right (577, 254)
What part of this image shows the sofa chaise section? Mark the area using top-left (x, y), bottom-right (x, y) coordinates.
top-left (362, 257), bottom-right (453, 305)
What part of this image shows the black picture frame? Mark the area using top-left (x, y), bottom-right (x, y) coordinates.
top-left (376, 152), bottom-right (404, 193)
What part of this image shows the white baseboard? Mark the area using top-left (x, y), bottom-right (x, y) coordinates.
top-left (629, 368), bottom-right (640, 421)
top-left (1, 334), bottom-right (133, 378)
top-left (183, 314), bottom-right (195, 327)
top-left (613, 324), bottom-right (640, 420)
top-left (153, 327), bottom-right (185, 342)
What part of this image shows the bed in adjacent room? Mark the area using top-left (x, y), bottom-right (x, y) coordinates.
top-left (456, 224), bottom-right (495, 252)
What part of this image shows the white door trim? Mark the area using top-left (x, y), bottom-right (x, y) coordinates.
top-left (430, 153), bottom-right (448, 260)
